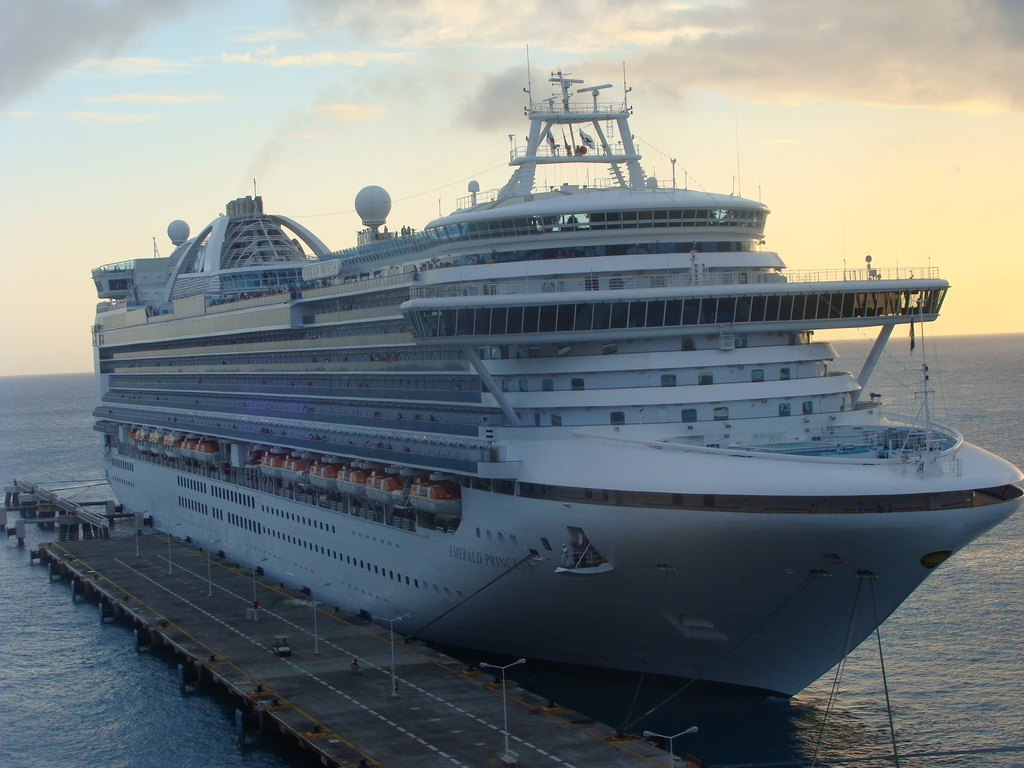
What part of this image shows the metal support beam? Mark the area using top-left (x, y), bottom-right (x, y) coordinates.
top-left (462, 346), bottom-right (522, 427)
top-left (852, 324), bottom-right (894, 406)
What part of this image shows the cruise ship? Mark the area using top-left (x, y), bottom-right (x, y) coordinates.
top-left (91, 73), bottom-right (1023, 697)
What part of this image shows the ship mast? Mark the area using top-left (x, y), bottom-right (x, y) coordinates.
top-left (497, 71), bottom-right (645, 200)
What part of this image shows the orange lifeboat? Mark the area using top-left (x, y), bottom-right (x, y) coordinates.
top-left (143, 428), bottom-right (163, 454)
top-left (409, 480), bottom-right (462, 517)
top-left (163, 431), bottom-right (183, 457)
top-left (336, 465), bottom-right (369, 497)
top-left (308, 457), bottom-right (346, 491)
top-left (194, 438), bottom-right (219, 463)
top-left (279, 452), bottom-right (309, 483)
top-left (365, 471), bottom-right (403, 504)
top-left (259, 447), bottom-right (289, 479)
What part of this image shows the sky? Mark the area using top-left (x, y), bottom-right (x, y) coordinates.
top-left (1, 0), bottom-right (1023, 375)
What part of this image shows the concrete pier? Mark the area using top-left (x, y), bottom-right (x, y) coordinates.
top-left (34, 534), bottom-right (666, 768)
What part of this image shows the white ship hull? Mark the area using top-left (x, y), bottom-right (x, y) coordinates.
top-left (104, 438), bottom-right (1019, 695)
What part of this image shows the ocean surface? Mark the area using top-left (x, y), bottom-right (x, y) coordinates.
top-left (1, 333), bottom-right (1022, 768)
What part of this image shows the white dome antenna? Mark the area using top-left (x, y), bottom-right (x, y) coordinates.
top-left (354, 186), bottom-right (392, 231)
top-left (468, 180), bottom-right (480, 206)
top-left (167, 220), bottom-right (190, 246)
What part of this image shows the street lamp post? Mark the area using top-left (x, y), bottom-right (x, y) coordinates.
top-left (166, 523), bottom-right (181, 575)
top-left (373, 613), bottom-right (410, 697)
top-left (643, 726), bottom-right (698, 767)
top-left (313, 582), bottom-right (331, 654)
top-left (206, 539), bottom-right (221, 597)
top-left (479, 658), bottom-right (526, 761)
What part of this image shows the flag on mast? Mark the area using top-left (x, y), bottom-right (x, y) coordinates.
top-left (910, 319), bottom-right (916, 352)
top-left (579, 128), bottom-right (596, 149)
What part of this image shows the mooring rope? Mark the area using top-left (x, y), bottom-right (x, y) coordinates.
top-left (406, 549), bottom-right (539, 640)
top-left (619, 566), bottom-right (672, 732)
top-left (810, 574), bottom-right (866, 767)
top-left (869, 576), bottom-right (901, 767)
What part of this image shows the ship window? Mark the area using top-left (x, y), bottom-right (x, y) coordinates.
top-left (534, 413), bottom-right (541, 426)
top-left (682, 338), bottom-right (696, 351)
top-left (510, 535), bottom-right (518, 545)
top-left (713, 407), bottom-right (729, 421)
top-left (528, 346), bottom-right (540, 358)
top-left (779, 403), bottom-right (791, 416)
top-left (540, 537), bottom-right (552, 551)
top-left (551, 414), bottom-right (562, 426)
top-left (780, 367), bottom-right (791, 380)
top-left (681, 408), bottom-right (697, 422)
top-left (803, 401), bottom-right (814, 414)
top-left (498, 533), bottom-right (504, 543)
top-left (735, 335), bottom-right (748, 348)
top-left (610, 411), bottom-right (625, 425)
top-left (542, 379), bottom-right (554, 391)
top-left (414, 579), bottom-right (419, 587)
top-left (571, 377), bottom-right (585, 390)
top-left (751, 369), bottom-right (764, 382)
top-left (601, 342), bottom-right (617, 355)
top-left (519, 379), bottom-right (529, 391)
top-left (444, 587), bottom-right (451, 596)
top-left (486, 530), bottom-right (492, 540)
top-left (698, 372), bottom-right (714, 385)
top-left (433, 584), bottom-right (440, 593)
top-left (476, 527), bottom-right (481, 537)
top-left (661, 374), bottom-right (677, 387)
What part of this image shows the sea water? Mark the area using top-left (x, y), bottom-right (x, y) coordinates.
top-left (1, 333), bottom-right (1021, 768)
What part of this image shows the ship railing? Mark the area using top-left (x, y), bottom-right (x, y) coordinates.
top-left (528, 100), bottom-right (629, 116)
top-left (408, 266), bottom-right (937, 299)
top-left (96, 299), bottom-right (126, 313)
top-left (206, 291), bottom-right (292, 312)
top-left (455, 189), bottom-right (501, 210)
top-left (300, 270), bottom-right (416, 300)
top-left (92, 260), bottom-right (136, 277)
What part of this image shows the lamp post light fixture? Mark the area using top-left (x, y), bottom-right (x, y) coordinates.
top-left (479, 658), bottom-right (526, 761)
top-left (373, 613), bottom-right (410, 697)
top-left (642, 726), bottom-right (698, 767)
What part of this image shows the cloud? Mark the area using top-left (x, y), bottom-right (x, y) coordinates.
top-left (206, 44), bottom-right (407, 67)
top-left (631, 0), bottom-right (1024, 113)
top-left (83, 91), bottom-right (228, 103)
top-left (287, 0), bottom-right (1024, 114)
top-left (311, 103), bottom-right (388, 121)
top-left (0, 0), bottom-right (199, 106)
top-left (66, 111), bottom-right (163, 123)
top-left (76, 56), bottom-right (195, 75)
top-left (458, 66), bottom-right (530, 130)
top-left (232, 28), bottom-right (311, 43)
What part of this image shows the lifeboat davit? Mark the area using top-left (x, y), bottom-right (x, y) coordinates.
top-left (308, 457), bottom-right (346, 491)
top-left (180, 434), bottom-right (201, 459)
top-left (143, 428), bottom-right (163, 454)
top-left (336, 466), bottom-right (369, 497)
top-left (365, 471), bottom-right (403, 504)
top-left (259, 447), bottom-right (289, 479)
top-left (409, 480), bottom-right (462, 517)
top-left (279, 452), bottom-right (309, 483)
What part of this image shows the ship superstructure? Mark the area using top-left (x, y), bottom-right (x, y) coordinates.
top-left (91, 73), bottom-right (1023, 696)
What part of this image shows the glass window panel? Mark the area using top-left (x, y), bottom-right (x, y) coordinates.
top-left (700, 298), bottom-right (718, 324)
top-left (574, 303), bottom-right (593, 331)
top-left (646, 300), bottom-right (665, 327)
top-left (610, 411), bottom-right (626, 424)
top-left (764, 295), bottom-right (780, 322)
top-left (734, 296), bottom-right (752, 323)
top-left (506, 306), bottom-right (523, 333)
top-left (490, 307), bottom-right (507, 334)
top-left (556, 304), bottom-right (575, 332)
top-left (698, 372), bottom-right (714, 385)
top-left (751, 369), bottom-right (765, 382)
top-left (716, 297), bottom-right (736, 323)
top-left (571, 377), bottom-right (585, 391)
top-left (475, 307), bottom-right (491, 334)
top-left (713, 407), bottom-right (729, 421)
top-left (665, 299), bottom-right (683, 325)
top-left (661, 374), bottom-right (677, 387)
top-left (456, 309), bottom-right (475, 336)
top-left (628, 301), bottom-right (647, 327)
top-left (681, 408), bottom-right (697, 422)
top-left (592, 303), bottom-right (611, 329)
top-left (522, 306), bottom-right (540, 333)
top-left (682, 299), bottom-right (700, 325)
top-left (610, 302), bottom-right (629, 328)
top-left (539, 305), bottom-right (557, 332)
top-left (779, 403), bottom-right (791, 416)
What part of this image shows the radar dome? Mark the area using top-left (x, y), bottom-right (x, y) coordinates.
top-left (354, 185), bottom-right (392, 229)
top-left (167, 220), bottom-right (190, 246)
